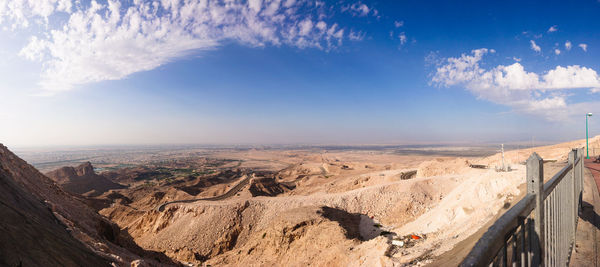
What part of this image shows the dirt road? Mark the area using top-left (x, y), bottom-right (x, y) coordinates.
top-left (156, 175), bottom-right (251, 212)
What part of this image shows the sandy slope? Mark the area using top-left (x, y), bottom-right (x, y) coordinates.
top-left (118, 174), bottom-right (461, 265)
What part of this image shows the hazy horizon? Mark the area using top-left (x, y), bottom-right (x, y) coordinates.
top-left (7, 138), bottom-right (571, 152)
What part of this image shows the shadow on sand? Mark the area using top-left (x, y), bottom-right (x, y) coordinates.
top-left (580, 200), bottom-right (600, 230)
top-left (318, 206), bottom-right (385, 241)
top-left (98, 218), bottom-right (181, 266)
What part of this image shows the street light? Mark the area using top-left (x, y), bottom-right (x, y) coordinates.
top-left (587, 113), bottom-right (593, 159)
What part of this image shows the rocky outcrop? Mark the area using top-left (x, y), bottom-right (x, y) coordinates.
top-left (248, 177), bottom-right (293, 197)
top-left (46, 162), bottom-right (125, 197)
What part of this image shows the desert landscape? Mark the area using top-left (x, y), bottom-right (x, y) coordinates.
top-left (2, 1), bottom-right (598, 266)
top-left (0, 137), bottom-right (596, 266)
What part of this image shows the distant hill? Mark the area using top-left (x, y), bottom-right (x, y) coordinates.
top-left (46, 162), bottom-right (125, 197)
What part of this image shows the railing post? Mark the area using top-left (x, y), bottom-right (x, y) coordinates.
top-left (569, 149), bottom-right (577, 238)
top-left (527, 153), bottom-right (544, 266)
top-left (578, 148), bottom-right (584, 210)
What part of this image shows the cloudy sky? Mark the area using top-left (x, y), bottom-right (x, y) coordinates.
top-left (1, 0), bottom-right (599, 147)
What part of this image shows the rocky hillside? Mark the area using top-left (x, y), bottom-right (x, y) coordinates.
top-left (0, 154), bottom-right (108, 266)
top-left (46, 162), bottom-right (125, 197)
top-left (0, 144), bottom-right (177, 266)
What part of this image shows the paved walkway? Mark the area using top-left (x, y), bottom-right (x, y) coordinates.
top-left (586, 158), bottom-right (600, 195)
top-left (570, 159), bottom-right (600, 266)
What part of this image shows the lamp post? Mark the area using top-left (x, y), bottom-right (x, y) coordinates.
top-left (587, 113), bottom-right (593, 159)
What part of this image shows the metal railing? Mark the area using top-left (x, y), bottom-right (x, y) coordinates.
top-left (461, 148), bottom-right (584, 267)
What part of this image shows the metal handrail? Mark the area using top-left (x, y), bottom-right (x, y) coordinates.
top-left (542, 157), bottom-right (579, 199)
top-left (461, 148), bottom-right (584, 267)
top-left (461, 194), bottom-right (535, 265)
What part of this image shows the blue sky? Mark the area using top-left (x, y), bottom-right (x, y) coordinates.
top-left (1, 0), bottom-right (599, 147)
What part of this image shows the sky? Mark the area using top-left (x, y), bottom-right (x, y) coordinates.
top-left (1, 0), bottom-right (600, 147)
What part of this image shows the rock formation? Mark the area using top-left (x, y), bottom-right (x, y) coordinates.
top-left (46, 162), bottom-right (125, 197)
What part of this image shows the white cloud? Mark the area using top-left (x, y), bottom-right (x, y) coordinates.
top-left (248, 0), bottom-right (262, 13)
top-left (394, 20), bottom-right (403, 28)
top-left (341, 2), bottom-right (371, 17)
top-left (542, 65), bottom-right (600, 89)
top-left (530, 40), bottom-right (541, 52)
top-left (298, 19), bottom-right (313, 36)
top-left (548, 25), bottom-right (557, 33)
top-left (554, 49), bottom-right (561, 55)
top-left (283, 0), bottom-right (296, 8)
top-left (431, 49), bottom-right (600, 120)
top-left (315, 21), bottom-right (327, 31)
top-left (579, 43), bottom-right (588, 52)
top-left (11, 0), bottom-right (353, 93)
top-left (354, 4), bottom-right (369, 16)
top-left (348, 30), bottom-right (365, 41)
top-left (0, 0), bottom-right (73, 29)
top-left (372, 9), bottom-right (379, 19)
top-left (399, 32), bottom-right (407, 45)
top-left (565, 41), bottom-right (572, 51)
top-left (18, 36), bottom-right (46, 61)
top-left (591, 88), bottom-right (600, 94)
